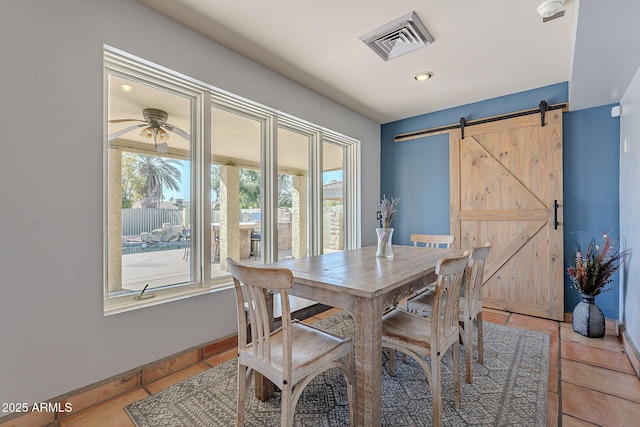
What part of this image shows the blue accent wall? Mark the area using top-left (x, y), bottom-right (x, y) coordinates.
top-left (381, 83), bottom-right (622, 318)
top-left (563, 105), bottom-right (621, 318)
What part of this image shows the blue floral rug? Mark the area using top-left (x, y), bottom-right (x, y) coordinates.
top-left (126, 311), bottom-right (549, 426)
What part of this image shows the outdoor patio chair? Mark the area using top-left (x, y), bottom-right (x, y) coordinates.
top-left (212, 225), bottom-right (220, 263)
top-left (382, 253), bottom-right (468, 427)
top-left (182, 226), bottom-right (190, 261)
top-left (227, 258), bottom-right (355, 427)
top-left (250, 229), bottom-right (261, 260)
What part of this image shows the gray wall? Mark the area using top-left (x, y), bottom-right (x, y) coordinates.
top-left (620, 67), bottom-right (640, 351)
top-left (0, 0), bottom-right (380, 405)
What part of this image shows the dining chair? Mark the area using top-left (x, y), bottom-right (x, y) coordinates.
top-left (395, 233), bottom-right (455, 316)
top-left (227, 258), bottom-right (355, 427)
top-left (406, 243), bottom-right (492, 383)
top-left (410, 233), bottom-right (455, 249)
top-left (387, 234), bottom-right (456, 364)
top-left (406, 234), bottom-right (455, 298)
top-left (381, 254), bottom-right (468, 427)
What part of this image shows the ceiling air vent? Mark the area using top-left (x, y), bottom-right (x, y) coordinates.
top-left (359, 12), bottom-right (434, 61)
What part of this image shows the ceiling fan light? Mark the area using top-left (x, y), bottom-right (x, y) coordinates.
top-left (140, 126), bottom-right (154, 139)
top-left (157, 128), bottom-right (170, 142)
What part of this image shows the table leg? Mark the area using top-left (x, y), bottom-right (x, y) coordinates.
top-left (255, 290), bottom-right (276, 401)
top-left (353, 295), bottom-right (383, 426)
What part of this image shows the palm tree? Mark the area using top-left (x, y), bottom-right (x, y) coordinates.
top-left (210, 165), bottom-right (292, 208)
top-left (278, 173), bottom-right (292, 208)
top-left (130, 154), bottom-right (182, 208)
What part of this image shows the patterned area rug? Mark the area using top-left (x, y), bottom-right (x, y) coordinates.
top-left (126, 311), bottom-right (549, 426)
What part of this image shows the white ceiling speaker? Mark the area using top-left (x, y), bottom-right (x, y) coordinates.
top-left (537, 0), bottom-right (565, 19)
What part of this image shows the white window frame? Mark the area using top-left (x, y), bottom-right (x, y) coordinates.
top-left (103, 46), bottom-right (360, 315)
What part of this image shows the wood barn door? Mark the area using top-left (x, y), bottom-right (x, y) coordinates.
top-left (450, 110), bottom-right (564, 320)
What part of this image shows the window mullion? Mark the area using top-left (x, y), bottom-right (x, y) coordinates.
top-left (345, 141), bottom-right (361, 249)
top-left (310, 132), bottom-right (323, 256)
top-left (199, 93), bottom-right (212, 282)
top-left (262, 116), bottom-right (278, 263)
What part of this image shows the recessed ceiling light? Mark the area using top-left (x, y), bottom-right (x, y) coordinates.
top-left (120, 84), bottom-right (133, 93)
top-left (415, 71), bottom-right (433, 82)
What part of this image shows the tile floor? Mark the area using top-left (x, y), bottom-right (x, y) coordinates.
top-left (4, 307), bottom-right (640, 426)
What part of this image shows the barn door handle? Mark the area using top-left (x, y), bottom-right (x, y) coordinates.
top-left (553, 200), bottom-right (559, 230)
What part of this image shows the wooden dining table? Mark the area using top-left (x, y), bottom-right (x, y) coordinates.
top-left (264, 244), bottom-right (459, 426)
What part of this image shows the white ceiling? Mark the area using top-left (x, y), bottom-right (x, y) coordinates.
top-left (569, 0), bottom-right (640, 112)
top-left (134, 0), bottom-right (640, 124)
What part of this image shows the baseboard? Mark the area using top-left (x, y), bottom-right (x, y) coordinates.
top-left (0, 334), bottom-right (237, 427)
top-left (0, 302), bottom-right (329, 427)
top-left (620, 324), bottom-right (640, 379)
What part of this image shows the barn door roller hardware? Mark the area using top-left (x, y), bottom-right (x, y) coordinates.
top-left (539, 100), bottom-right (548, 127)
top-left (395, 100), bottom-right (567, 142)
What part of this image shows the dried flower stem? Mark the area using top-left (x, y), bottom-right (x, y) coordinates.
top-left (566, 233), bottom-right (630, 296)
top-left (378, 195), bottom-right (399, 229)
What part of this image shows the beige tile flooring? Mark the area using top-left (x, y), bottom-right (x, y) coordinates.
top-left (3, 307), bottom-right (640, 427)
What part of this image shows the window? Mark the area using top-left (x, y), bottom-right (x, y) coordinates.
top-left (104, 47), bottom-right (359, 314)
top-left (211, 104), bottom-right (264, 274)
top-left (322, 140), bottom-right (345, 253)
top-left (278, 125), bottom-right (311, 259)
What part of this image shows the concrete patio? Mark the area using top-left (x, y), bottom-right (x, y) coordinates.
top-left (120, 248), bottom-right (290, 292)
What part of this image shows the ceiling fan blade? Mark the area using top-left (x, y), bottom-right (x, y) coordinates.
top-left (108, 118), bottom-right (146, 124)
top-left (164, 123), bottom-right (190, 141)
top-left (108, 123), bottom-right (146, 141)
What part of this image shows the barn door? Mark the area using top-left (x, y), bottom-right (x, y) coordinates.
top-left (450, 110), bottom-right (564, 320)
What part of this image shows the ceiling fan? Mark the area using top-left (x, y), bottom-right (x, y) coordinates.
top-left (108, 108), bottom-right (189, 153)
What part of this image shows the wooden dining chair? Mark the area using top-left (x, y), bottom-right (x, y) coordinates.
top-left (381, 254), bottom-right (468, 427)
top-left (227, 258), bottom-right (355, 427)
top-left (400, 235), bottom-right (455, 304)
top-left (388, 234), bottom-right (456, 363)
top-left (411, 233), bottom-right (455, 249)
top-left (398, 233), bottom-right (455, 313)
top-left (406, 243), bottom-right (492, 383)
